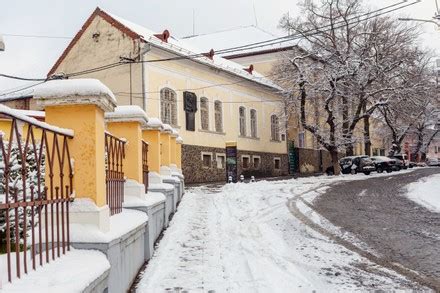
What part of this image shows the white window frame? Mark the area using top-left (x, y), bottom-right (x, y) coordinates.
top-left (201, 152), bottom-right (213, 168)
top-left (241, 154), bottom-right (251, 169)
top-left (214, 100), bottom-right (223, 133)
top-left (216, 153), bottom-right (226, 169)
top-left (274, 157), bottom-right (281, 170)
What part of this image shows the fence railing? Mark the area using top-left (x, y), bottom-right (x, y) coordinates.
top-left (142, 140), bottom-right (149, 193)
top-left (0, 109), bottom-right (74, 283)
top-left (104, 132), bottom-right (125, 215)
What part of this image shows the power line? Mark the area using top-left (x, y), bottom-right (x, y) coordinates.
top-left (2, 33), bottom-right (72, 40)
top-left (0, 81), bottom-right (47, 97)
top-left (0, 0), bottom-right (419, 95)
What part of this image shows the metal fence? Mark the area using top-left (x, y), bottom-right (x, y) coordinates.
top-left (142, 140), bottom-right (149, 193)
top-left (0, 111), bottom-right (74, 282)
top-left (104, 132), bottom-right (125, 215)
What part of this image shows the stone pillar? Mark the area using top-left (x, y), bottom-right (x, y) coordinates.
top-left (34, 79), bottom-right (116, 232)
top-left (170, 129), bottom-right (178, 166)
top-left (176, 136), bottom-right (183, 170)
top-left (105, 106), bottom-right (148, 183)
top-left (160, 124), bottom-right (173, 168)
top-left (142, 118), bottom-right (163, 174)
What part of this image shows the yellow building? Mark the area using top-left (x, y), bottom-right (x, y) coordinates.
top-left (185, 27), bottom-right (391, 159)
top-left (45, 7), bottom-right (288, 183)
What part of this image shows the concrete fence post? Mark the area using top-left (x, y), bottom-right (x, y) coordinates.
top-left (34, 79), bottom-right (116, 232)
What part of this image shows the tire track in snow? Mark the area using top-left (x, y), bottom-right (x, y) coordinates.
top-left (287, 183), bottom-right (440, 291)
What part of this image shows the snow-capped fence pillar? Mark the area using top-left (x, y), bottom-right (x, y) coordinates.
top-left (170, 129), bottom-right (178, 166)
top-left (141, 118), bottom-right (163, 174)
top-left (105, 106), bottom-right (148, 184)
top-left (34, 79), bottom-right (117, 232)
top-left (176, 136), bottom-right (183, 170)
top-left (105, 106), bottom-right (148, 199)
top-left (160, 124), bottom-right (173, 168)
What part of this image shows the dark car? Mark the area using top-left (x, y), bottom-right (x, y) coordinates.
top-left (370, 156), bottom-right (397, 173)
top-left (339, 156), bottom-right (376, 175)
top-left (389, 154), bottom-right (409, 169)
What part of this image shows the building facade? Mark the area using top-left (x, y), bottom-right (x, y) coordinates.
top-left (45, 8), bottom-right (288, 183)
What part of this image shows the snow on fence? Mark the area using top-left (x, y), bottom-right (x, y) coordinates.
top-left (104, 132), bottom-right (126, 215)
top-left (142, 140), bottom-right (149, 193)
top-left (0, 107), bottom-right (74, 283)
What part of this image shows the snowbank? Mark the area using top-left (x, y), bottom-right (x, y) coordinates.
top-left (405, 173), bottom-right (440, 213)
top-left (1, 249), bottom-right (109, 292)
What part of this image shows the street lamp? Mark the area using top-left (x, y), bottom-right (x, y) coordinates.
top-left (0, 34), bottom-right (4, 51)
top-left (398, 17), bottom-right (440, 28)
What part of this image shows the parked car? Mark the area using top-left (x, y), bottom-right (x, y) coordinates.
top-left (389, 154), bottom-right (409, 169)
top-left (408, 161), bottom-right (417, 168)
top-left (426, 157), bottom-right (440, 166)
top-left (339, 156), bottom-right (376, 175)
top-left (370, 156), bottom-right (397, 173)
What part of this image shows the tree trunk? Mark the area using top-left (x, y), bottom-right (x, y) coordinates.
top-left (330, 150), bottom-right (340, 175)
top-left (363, 106), bottom-right (371, 156)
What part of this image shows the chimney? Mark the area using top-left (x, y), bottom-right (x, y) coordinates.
top-left (203, 49), bottom-right (215, 60)
top-left (154, 29), bottom-right (170, 43)
top-left (244, 64), bottom-right (254, 74)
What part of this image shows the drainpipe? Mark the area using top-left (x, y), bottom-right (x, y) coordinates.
top-left (140, 42), bottom-right (151, 112)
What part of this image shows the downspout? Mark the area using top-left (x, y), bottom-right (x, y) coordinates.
top-left (140, 42), bottom-right (151, 112)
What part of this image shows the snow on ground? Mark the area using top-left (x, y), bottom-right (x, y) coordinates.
top-left (1, 248), bottom-right (109, 292)
top-left (136, 170), bottom-right (418, 292)
top-left (406, 173), bottom-right (440, 213)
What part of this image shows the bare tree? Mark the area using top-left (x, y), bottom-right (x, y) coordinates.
top-left (274, 0), bottom-right (424, 173)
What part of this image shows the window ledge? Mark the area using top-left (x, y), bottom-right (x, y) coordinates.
top-left (270, 139), bottom-right (282, 143)
top-left (239, 135), bottom-right (260, 140)
top-left (198, 129), bottom-right (226, 135)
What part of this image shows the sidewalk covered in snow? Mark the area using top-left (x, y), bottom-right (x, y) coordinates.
top-left (135, 171), bottom-right (424, 292)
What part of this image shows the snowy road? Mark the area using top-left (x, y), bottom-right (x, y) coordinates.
top-left (136, 173), bottom-right (425, 292)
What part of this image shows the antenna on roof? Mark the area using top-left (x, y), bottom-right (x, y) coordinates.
top-left (253, 2), bottom-right (259, 27)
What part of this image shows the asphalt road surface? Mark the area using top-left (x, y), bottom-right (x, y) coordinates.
top-left (313, 168), bottom-right (440, 290)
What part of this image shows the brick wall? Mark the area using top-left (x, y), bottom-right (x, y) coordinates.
top-left (182, 144), bottom-right (289, 184)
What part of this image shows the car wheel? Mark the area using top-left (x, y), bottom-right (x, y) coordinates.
top-left (376, 167), bottom-right (383, 173)
top-left (364, 171), bottom-right (371, 175)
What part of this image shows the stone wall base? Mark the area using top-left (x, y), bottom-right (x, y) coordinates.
top-left (182, 144), bottom-right (289, 184)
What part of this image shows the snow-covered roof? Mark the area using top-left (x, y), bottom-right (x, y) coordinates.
top-left (182, 25), bottom-right (297, 58)
top-left (105, 11), bottom-right (282, 91)
top-left (105, 105), bottom-right (148, 127)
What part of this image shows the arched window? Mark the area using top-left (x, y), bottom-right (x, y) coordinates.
top-left (160, 88), bottom-right (177, 126)
top-left (250, 109), bottom-right (257, 138)
top-left (214, 100), bottom-right (223, 132)
top-left (200, 97), bottom-right (209, 130)
top-left (271, 114), bottom-right (279, 141)
top-left (239, 106), bottom-right (246, 136)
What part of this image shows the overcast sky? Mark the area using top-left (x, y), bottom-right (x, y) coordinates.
top-left (0, 0), bottom-right (439, 94)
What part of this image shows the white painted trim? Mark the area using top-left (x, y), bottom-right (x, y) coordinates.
top-left (201, 151), bottom-right (213, 168)
top-left (215, 153), bottom-right (226, 169)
